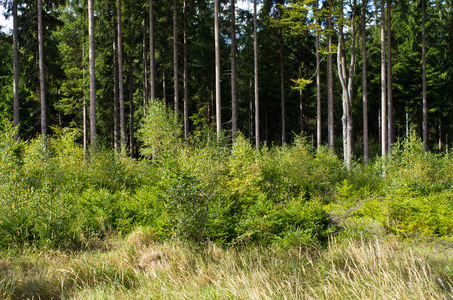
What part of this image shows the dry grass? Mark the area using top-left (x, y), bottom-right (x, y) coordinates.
top-left (0, 231), bottom-right (452, 299)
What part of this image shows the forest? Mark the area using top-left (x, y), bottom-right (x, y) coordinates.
top-left (0, 0), bottom-right (453, 299)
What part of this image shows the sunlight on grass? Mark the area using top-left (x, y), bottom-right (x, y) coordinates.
top-left (1, 231), bottom-right (452, 299)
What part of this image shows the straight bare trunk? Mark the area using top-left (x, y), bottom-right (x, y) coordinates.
top-left (327, 0), bottom-right (334, 150)
top-left (215, 0), bottom-right (221, 137)
top-left (113, 35), bottom-right (119, 150)
top-left (315, 0), bottom-right (321, 148)
top-left (254, 0), bottom-right (259, 150)
top-left (143, 31), bottom-right (148, 117)
top-left (88, 0), bottom-right (96, 151)
top-left (38, 0), bottom-right (47, 140)
top-left (231, 0), bottom-right (238, 142)
top-left (280, 27), bottom-right (285, 144)
top-left (337, 0), bottom-right (358, 169)
top-left (362, 0), bottom-right (369, 164)
top-left (174, 0), bottom-right (179, 123)
top-left (183, 0), bottom-right (189, 139)
top-left (422, 0), bottom-right (428, 151)
top-left (13, 0), bottom-right (19, 141)
top-left (387, 0), bottom-right (394, 151)
top-left (149, 0), bottom-right (156, 102)
top-left (381, 0), bottom-right (387, 156)
top-left (117, 0), bottom-right (126, 150)
top-left (129, 56), bottom-right (134, 158)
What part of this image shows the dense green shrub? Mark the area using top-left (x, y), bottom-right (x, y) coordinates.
top-left (1, 118), bottom-right (452, 250)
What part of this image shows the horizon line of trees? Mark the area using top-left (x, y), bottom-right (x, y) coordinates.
top-left (0, 0), bottom-right (452, 166)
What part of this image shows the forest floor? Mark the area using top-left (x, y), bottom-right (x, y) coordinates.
top-left (1, 230), bottom-right (452, 299)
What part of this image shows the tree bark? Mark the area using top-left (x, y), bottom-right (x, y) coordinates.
top-left (174, 0), bottom-right (179, 123)
top-left (231, 0), bottom-right (238, 142)
top-left (88, 0), bottom-right (96, 151)
top-left (381, 0), bottom-right (387, 156)
top-left (83, 46), bottom-right (87, 152)
top-left (315, 0), bottom-right (321, 149)
top-left (13, 0), bottom-right (19, 141)
top-left (38, 0), bottom-right (47, 140)
top-left (113, 35), bottom-right (119, 150)
top-left (183, 0), bottom-right (189, 139)
top-left (422, 0), bottom-right (428, 151)
top-left (149, 0), bottom-right (156, 102)
top-left (280, 26), bottom-right (286, 144)
top-left (387, 0), bottom-right (394, 151)
top-left (254, 0), bottom-right (259, 150)
top-left (362, 0), bottom-right (368, 164)
top-left (337, 0), bottom-right (358, 169)
top-left (327, 0), bottom-right (334, 150)
top-left (143, 30), bottom-right (148, 117)
top-left (129, 56), bottom-right (134, 158)
top-left (117, 0), bottom-right (126, 150)
top-left (214, 0), bottom-right (221, 137)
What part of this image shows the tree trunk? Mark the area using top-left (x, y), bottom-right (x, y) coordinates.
top-left (362, 0), bottom-right (368, 164)
top-left (249, 78), bottom-right (254, 143)
top-left (83, 46), bottom-right (87, 152)
top-left (254, 0), bottom-right (259, 150)
top-left (422, 0), bottom-right (428, 151)
top-left (315, 0), bottom-right (321, 149)
top-left (129, 56), bottom-right (134, 158)
top-left (117, 0), bottom-right (126, 150)
top-left (174, 0), bottom-right (179, 123)
top-left (38, 0), bottom-right (47, 140)
top-left (183, 0), bottom-right (189, 139)
top-left (113, 35), bottom-right (119, 150)
top-left (13, 0), bottom-right (19, 141)
top-left (298, 65), bottom-right (303, 135)
top-left (143, 30), bottom-right (148, 117)
top-left (337, 0), bottom-right (357, 169)
top-left (280, 26), bottom-right (286, 145)
top-left (381, 0), bottom-right (387, 156)
top-left (231, 0), bottom-right (238, 142)
top-left (88, 0), bottom-right (96, 151)
top-left (386, 0), bottom-right (393, 147)
top-left (149, 0), bottom-right (156, 102)
top-left (214, 0), bottom-right (221, 137)
top-left (327, 0), bottom-right (334, 150)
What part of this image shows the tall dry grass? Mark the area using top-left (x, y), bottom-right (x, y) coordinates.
top-left (1, 229), bottom-right (452, 299)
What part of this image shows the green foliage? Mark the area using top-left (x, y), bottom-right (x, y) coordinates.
top-left (138, 101), bottom-right (181, 157)
top-left (1, 125), bottom-right (452, 250)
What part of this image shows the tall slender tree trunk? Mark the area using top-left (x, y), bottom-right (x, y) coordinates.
top-left (174, 0), bottom-right (179, 123)
top-left (249, 78), bottom-right (254, 143)
top-left (13, 0), bottom-right (19, 141)
top-left (387, 0), bottom-right (394, 152)
top-left (183, 0), bottom-right (189, 139)
top-left (214, 0), bottom-right (221, 137)
top-left (117, 0), bottom-right (126, 150)
top-left (362, 0), bottom-right (368, 164)
top-left (337, 0), bottom-right (357, 169)
top-left (231, 0), bottom-right (238, 142)
top-left (149, 0), bottom-right (156, 102)
top-left (280, 26), bottom-right (285, 144)
top-left (83, 46), bottom-right (87, 152)
top-left (88, 0), bottom-right (96, 151)
top-left (129, 56), bottom-right (134, 158)
top-left (327, 0), bottom-right (334, 150)
top-left (254, 0), bottom-right (259, 150)
top-left (422, 0), bottom-right (428, 151)
top-left (381, 0), bottom-right (387, 156)
top-left (143, 30), bottom-right (148, 117)
top-left (113, 36), bottom-right (119, 150)
top-left (315, 0), bottom-right (321, 148)
top-left (38, 0), bottom-right (47, 140)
